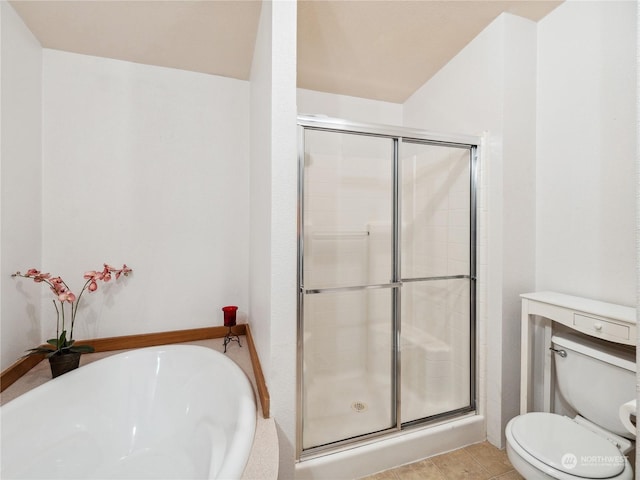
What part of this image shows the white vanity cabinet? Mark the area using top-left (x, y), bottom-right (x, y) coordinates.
top-left (520, 291), bottom-right (636, 414)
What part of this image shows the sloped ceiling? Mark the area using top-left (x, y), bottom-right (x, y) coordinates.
top-left (9, 0), bottom-right (263, 80)
top-left (9, 0), bottom-right (562, 103)
top-left (298, 0), bottom-right (562, 102)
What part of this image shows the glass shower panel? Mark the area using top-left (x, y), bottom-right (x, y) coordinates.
top-left (401, 142), bottom-right (470, 279)
top-left (302, 130), bottom-right (394, 290)
top-left (400, 279), bottom-right (470, 423)
top-left (302, 289), bottom-right (394, 449)
top-left (400, 140), bottom-right (472, 424)
top-left (301, 128), bottom-right (396, 450)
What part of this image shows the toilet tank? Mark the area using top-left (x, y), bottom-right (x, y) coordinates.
top-left (552, 331), bottom-right (636, 438)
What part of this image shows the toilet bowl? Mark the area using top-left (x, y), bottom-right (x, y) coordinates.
top-left (506, 412), bottom-right (633, 479)
top-left (505, 331), bottom-right (636, 479)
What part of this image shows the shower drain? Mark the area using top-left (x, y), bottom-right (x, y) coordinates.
top-left (351, 401), bottom-right (368, 413)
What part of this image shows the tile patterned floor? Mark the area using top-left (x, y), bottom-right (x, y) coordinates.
top-left (361, 441), bottom-right (523, 480)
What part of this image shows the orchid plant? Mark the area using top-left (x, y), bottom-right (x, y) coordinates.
top-left (12, 264), bottom-right (132, 357)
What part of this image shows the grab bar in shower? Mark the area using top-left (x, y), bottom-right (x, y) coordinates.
top-left (310, 231), bottom-right (370, 239)
top-left (303, 282), bottom-right (402, 295)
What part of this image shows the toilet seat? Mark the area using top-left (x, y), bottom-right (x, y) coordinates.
top-left (507, 412), bottom-right (628, 479)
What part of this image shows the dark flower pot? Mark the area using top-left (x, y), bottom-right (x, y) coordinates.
top-left (48, 351), bottom-right (81, 378)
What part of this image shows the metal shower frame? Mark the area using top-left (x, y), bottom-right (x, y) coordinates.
top-left (296, 115), bottom-right (480, 460)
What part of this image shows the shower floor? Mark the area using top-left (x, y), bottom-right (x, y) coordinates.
top-left (303, 372), bottom-right (392, 449)
top-left (303, 371), bottom-right (462, 451)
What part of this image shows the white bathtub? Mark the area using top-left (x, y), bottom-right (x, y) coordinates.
top-left (0, 345), bottom-right (256, 479)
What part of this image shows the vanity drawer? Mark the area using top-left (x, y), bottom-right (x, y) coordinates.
top-left (573, 314), bottom-right (630, 341)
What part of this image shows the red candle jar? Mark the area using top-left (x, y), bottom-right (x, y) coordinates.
top-left (222, 306), bottom-right (238, 327)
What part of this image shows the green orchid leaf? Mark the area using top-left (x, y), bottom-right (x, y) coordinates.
top-left (46, 339), bottom-right (59, 347)
top-left (25, 346), bottom-right (54, 353)
top-left (23, 346), bottom-right (55, 357)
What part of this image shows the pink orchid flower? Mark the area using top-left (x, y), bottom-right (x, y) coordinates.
top-left (14, 264), bottom-right (132, 300)
top-left (58, 291), bottom-right (76, 303)
top-left (116, 264), bottom-right (133, 279)
top-left (12, 263), bottom-right (132, 355)
top-left (83, 271), bottom-right (97, 279)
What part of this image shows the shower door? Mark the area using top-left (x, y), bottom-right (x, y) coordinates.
top-left (399, 140), bottom-right (475, 424)
top-left (298, 127), bottom-right (398, 451)
top-left (298, 117), bottom-right (477, 457)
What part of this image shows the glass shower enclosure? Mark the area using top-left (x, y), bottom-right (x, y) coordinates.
top-left (297, 116), bottom-right (478, 457)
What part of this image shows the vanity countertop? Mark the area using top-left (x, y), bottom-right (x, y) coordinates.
top-left (521, 291), bottom-right (635, 324)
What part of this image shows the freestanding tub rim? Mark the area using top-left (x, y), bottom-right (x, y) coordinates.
top-left (0, 344), bottom-right (257, 480)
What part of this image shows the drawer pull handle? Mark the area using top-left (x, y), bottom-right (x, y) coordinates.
top-left (594, 323), bottom-right (603, 331)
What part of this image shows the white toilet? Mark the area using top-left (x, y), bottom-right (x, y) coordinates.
top-left (506, 331), bottom-right (636, 479)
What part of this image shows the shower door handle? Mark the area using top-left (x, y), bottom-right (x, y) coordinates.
top-left (302, 282), bottom-right (402, 295)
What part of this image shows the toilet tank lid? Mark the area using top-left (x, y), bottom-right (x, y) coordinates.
top-left (552, 332), bottom-right (636, 372)
top-left (511, 413), bottom-right (626, 478)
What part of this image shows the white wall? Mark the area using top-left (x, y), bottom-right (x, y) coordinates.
top-left (41, 49), bottom-right (250, 341)
top-left (297, 88), bottom-right (403, 125)
top-left (249, 0), bottom-right (297, 475)
top-left (404, 13), bottom-right (538, 447)
top-left (0, 0), bottom-right (43, 370)
top-left (636, 3), bottom-right (640, 471)
top-left (249, 0), bottom-right (272, 387)
top-left (499, 13), bottom-right (538, 442)
top-left (536, 0), bottom-right (637, 307)
top-left (269, 1), bottom-right (297, 470)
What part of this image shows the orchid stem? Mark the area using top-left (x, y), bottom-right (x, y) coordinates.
top-left (70, 279), bottom-right (91, 340)
top-left (52, 300), bottom-right (60, 348)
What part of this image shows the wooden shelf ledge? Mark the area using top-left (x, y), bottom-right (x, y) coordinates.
top-left (0, 324), bottom-right (270, 418)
